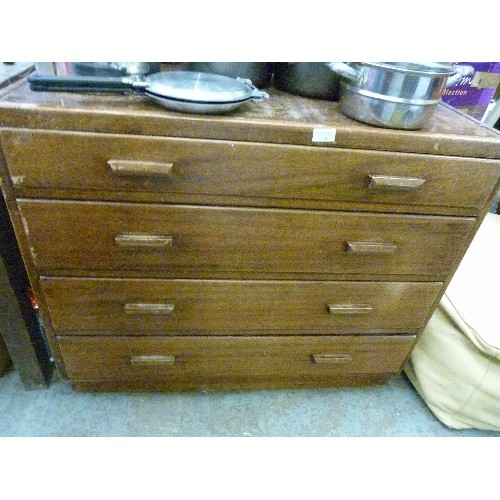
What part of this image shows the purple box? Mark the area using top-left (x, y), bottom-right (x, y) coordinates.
top-left (441, 62), bottom-right (500, 120)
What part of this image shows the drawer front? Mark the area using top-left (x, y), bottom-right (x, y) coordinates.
top-left (19, 200), bottom-right (475, 279)
top-left (3, 129), bottom-right (499, 213)
top-left (57, 335), bottom-right (416, 387)
top-left (41, 278), bottom-right (442, 335)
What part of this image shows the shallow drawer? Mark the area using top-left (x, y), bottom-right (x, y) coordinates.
top-left (3, 129), bottom-right (499, 214)
top-left (41, 277), bottom-right (442, 335)
top-left (19, 200), bottom-right (475, 279)
top-left (57, 335), bottom-right (416, 390)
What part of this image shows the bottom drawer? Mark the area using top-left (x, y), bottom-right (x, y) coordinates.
top-left (58, 335), bottom-right (416, 391)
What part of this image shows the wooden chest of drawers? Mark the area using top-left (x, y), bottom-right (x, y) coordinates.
top-left (1, 78), bottom-right (499, 391)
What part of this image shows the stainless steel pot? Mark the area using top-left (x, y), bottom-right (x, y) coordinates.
top-left (72, 62), bottom-right (161, 77)
top-left (326, 62), bottom-right (474, 129)
top-left (273, 63), bottom-right (340, 100)
top-left (27, 71), bottom-right (269, 114)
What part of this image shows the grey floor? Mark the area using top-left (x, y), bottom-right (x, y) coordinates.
top-left (1, 367), bottom-right (499, 437)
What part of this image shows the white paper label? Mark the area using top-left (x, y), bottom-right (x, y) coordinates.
top-left (312, 127), bottom-right (336, 143)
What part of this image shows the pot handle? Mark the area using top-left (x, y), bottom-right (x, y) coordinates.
top-left (237, 78), bottom-right (270, 101)
top-left (27, 74), bottom-right (136, 93)
top-left (445, 64), bottom-right (475, 87)
top-left (325, 62), bottom-right (363, 83)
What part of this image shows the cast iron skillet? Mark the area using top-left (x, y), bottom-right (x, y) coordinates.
top-left (27, 71), bottom-right (269, 114)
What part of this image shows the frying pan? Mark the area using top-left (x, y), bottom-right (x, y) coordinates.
top-left (27, 71), bottom-right (270, 114)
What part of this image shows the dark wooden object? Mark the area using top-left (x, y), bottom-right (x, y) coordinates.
top-left (0, 254), bottom-right (53, 387)
top-left (0, 191), bottom-right (54, 387)
top-left (0, 78), bottom-right (499, 391)
top-left (0, 335), bottom-right (11, 376)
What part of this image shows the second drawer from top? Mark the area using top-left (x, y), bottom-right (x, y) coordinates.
top-left (19, 200), bottom-right (475, 279)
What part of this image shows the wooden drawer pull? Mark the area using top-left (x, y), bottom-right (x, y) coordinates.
top-left (327, 304), bottom-right (373, 315)
top-left (124, 303), bottom-right (175, 315)
top-left (312, 354), bottom-right (353, 364)
top-left (368, 174), bottom-right (425, 191)
top-left (131, 355), bottom-right (175, 367)
top-left (115, 233), bottom-right (173, 249)
top-left (108, 159), bottom-right (174, 178)
top-left (345, 241), bottom-right (397, 254)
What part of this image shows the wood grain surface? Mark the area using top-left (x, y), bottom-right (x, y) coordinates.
top-left (2, 129), bottom-right (499, 215)
top-left (41, 277), bottom-right (442, 335)
top-left (1, 81), bottom-right (500, 159)
top-left (58, 334), bottom-right (416, 390)
top-left (1, 74), bottom-right (499, 391)
top-left (18, 200), bottom-right (475, 279)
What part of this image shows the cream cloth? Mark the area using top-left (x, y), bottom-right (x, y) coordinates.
top-left (405, 213), bottom-right (500, 430)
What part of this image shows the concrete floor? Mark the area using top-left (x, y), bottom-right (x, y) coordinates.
top-left (1, 368), bottom-right (499, 437)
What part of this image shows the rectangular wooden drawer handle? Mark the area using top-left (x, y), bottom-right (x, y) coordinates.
top-left (124, 303), bottom-right (175, 315)
top-left (368, 174), bottom-right (425, 191)
top-left (108, 159), bottom-right (174, 178)
top-left (327, 304), bottom-right (373, 315)
top-left (345, 241), bottom-right (397, 254)
top-left (115, 233), bottom-right (173, 249)
top-left (312, 354), bottom-right (353, 364)
top-left (131, 355), bottom-right (175, 367)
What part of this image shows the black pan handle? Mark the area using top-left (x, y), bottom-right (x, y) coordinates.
top-left (27, 74), bottom-right (136, 93)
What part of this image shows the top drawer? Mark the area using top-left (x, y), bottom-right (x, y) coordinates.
top-left (2, 129), bottom-right (499, 215)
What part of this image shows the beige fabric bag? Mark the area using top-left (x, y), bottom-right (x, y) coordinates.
top-left (404, 213), bottom-right (500, 430)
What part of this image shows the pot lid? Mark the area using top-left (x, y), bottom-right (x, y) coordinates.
top-left (363, 62), bottom-right (456, 76)
top-left (145, 71), bottom-right (256, 103)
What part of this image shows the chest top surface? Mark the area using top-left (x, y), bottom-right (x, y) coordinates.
top-left (0, 78), bottom-right (499, 159)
